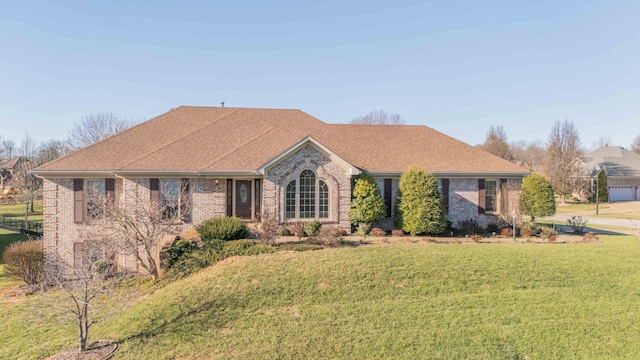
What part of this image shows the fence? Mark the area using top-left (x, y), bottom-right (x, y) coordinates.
top-left (0, 215), bottom-right (43, 236)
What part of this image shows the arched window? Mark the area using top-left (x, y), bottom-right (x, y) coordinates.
top-left (319, 180), bottom-right (328, 218)
top-left (285, 180), bottom-right (296, 219)
top-left (299, 170), bottom-right (315, 218)
top-left (284, 170), bottom-right (329, 220)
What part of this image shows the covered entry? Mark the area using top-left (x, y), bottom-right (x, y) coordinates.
top-left (226, 179), bottom-right (261, 219)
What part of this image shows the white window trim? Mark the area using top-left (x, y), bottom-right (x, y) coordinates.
top-left (485, 178), bottom-right (499, 214)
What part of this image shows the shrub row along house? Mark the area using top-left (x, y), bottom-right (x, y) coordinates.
top-left (34, 106), bottom-right (528, 271)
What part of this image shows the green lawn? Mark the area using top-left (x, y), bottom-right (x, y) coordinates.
top-left (0, 200), bottom-right (44, 222)
top-left (3, 235), bottom-right (640, 359)
top-left (0, 229), bottom-right (27, 263)
top-left (0, 264), bottom-right (22, 289)
top-left (555, 203), bottom-right (608, 213)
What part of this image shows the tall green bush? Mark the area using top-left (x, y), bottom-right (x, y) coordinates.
top-left (520, 173), bottom-right (556, 223)
top-left (595, 169), bottom-right (609, 203)
top-left (196, 216), bottom-right (248, 243)
top-left (350, 172), bottom-right (386, 227)
top-left (396, 166), bottom-right (446, 236)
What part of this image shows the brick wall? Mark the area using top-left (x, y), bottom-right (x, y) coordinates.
top-left (447, 178), bottom-right (521, 228)
top-left (263, 144), bottom-right (352, 230)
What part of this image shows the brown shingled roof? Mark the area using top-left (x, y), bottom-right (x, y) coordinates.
top-left (35, 106), bottom-right (527, 175)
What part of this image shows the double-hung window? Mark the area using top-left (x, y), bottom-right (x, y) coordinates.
top-left (86, 179), bottom-right (106, 218)
top-left (485, 179), bottom-right (498, 213)
top-left (160, 179), bottom-right (180, 219)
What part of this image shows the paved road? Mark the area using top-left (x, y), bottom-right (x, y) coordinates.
top-left (544, 214), bottom-right (640, 236)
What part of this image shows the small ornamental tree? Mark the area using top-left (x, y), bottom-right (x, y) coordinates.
top-left (350, 172), bottom-right (386, 227)
top-left (595, 169), bottom-right (609, 203)
top-left (520, 173), bottom-right (556, 223)
top-left (396, 166), bottom-right (446, 236)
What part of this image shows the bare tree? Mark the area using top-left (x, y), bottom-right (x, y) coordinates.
top-left (510, 140), bottom-right (546, 171)
top-left (11, 159), bottom-right (41, 213)
top-left (19, 132), bottom-right (38, 160)
top-left (349, 109), bottom-right (405, 125)
top-left (590, 136), bottom-right (613, 151)
top-left (36, 139), bottom-right (71, 165)
top-left (88, 183), bottom-right (191, 280)
top-left (631, 134), bottom-right (640, 155)
top-left (43, 229), bottom-right (129, 354)
top-left (480, 126), bottom-right (512, 160)
top-left (543, 120), bottom-right (584, 203)
top-left (0, 138), bottom-right (17, 162)
top-left (67, 112), bottom-right (137, 149)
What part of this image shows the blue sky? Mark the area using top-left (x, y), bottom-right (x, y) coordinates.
top-left (1, 0), bottom-right (639, 149)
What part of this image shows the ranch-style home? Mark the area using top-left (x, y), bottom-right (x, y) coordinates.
top-left (33, 106), bottom-right (528, 268)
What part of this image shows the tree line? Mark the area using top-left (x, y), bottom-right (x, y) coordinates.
top-left (1, 113), bottom-right (139, 209)
top-left (480, 122), bottom-right (640, 202)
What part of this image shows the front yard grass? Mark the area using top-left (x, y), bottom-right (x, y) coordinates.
top-left (2, 234), bottom-right (640, 359)
top-left (0, 229), bottom-right (28, 263)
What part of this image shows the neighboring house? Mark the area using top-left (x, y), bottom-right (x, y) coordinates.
top-left (33, 106), bottom-right (528, 270)
top-left (583, 146), bottom-right (640, 202)
top-left (0, 157), bottom-right (29, 191)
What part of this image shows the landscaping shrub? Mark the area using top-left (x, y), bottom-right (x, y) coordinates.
top-left (391, 229), bottom-right (404, 237)
top-left (278, 227), bottom-right (292, 236)
top-left (2, 239), bottom-right (44, 286)
top-left (164, 249), bottom-right (222, 281)
top-left (369, 227), bottom-right (387, 237)
top-left (255, 212), bottom-right (280, 246)
top-left (520, 173), bottom-right (556, 222)
top-left (470, 234), bottom-right (482, 243)
top-left (520, 227), bottom-right (536, 238)
top-left (196, 216), bottom-right (248, 242)
top-left (221, 240), bottom-right (275, 257)
top-left (350, 172), bottom-right (386, 227)
top-left (164, 238), bottom-right (197, 269)
top-left (567, 216), bottom-right (588, 234)
top-left (290, 221), bottom-right (306, 239)
top-left (304, 221), bottom-right (321, 237)
top-left (456, 219), bottom-right (480, 236)
top-left (500, 227), bottom-right (514, 238)
top-left (396, 166), bottom-right (446, 236)
top-left (309, 225), bottom-right (343, 247)
top-left (581, 232), bottom-right (601, 243)
top-left (540, 226), bottom-right (557, 242)
top-left (486, 223), bottom-right (499, 234)
top-left (356, 223), bottom-right (371, 239)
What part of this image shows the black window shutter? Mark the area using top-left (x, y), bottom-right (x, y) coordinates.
top-left (255, 179), bottom-right (261, 218)
top-left (478, 179), bottom-right (486, 214)
top-left (105, 178), bottom-right (115, 203)
top-left (226, 179), bottom-right (233, 216)
top-left (149, 178), bottom-right (159, 204)
top-left (73, 179), bottom-right (84, 223)
top-left (384, 179), bottom-right (392, 217)
top-left (441, 179), bottom-right (449, 214)
top-left (180, 178), bottom-right (191, 223)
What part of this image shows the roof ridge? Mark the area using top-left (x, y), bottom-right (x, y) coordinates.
top-left (201, 116), bottom-right (278, 170)
top-left (178, 105), bottom-right (304, 112)
top-left (118, 108), bottom-right (241, 170)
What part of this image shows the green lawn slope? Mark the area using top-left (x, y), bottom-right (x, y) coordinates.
top-left (3, 235), bottom-right (640, 359)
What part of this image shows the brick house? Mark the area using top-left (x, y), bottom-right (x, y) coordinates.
top-left (33, 106), bottom-right (527, 269)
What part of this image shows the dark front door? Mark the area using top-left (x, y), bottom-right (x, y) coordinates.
top-left (235, 180), bottom-right (252, 219)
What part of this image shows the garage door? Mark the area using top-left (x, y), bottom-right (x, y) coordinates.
top-left (609, 186), bottom-right (636, 202)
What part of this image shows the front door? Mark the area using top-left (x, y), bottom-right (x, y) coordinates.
top-left (235, 180), bottom-right (252, 219)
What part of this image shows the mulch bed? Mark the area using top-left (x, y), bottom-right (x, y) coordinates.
top-left (47, 341), bottom-right (118, 360)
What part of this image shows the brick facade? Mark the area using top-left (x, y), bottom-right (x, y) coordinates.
top-left (263, 144), bottom-right (352, 229)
